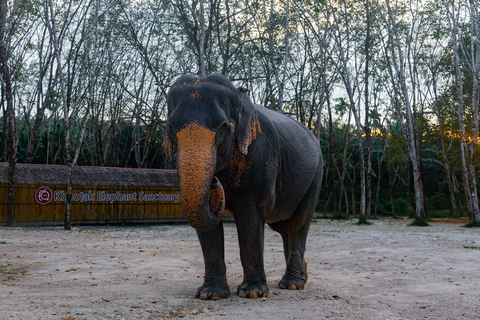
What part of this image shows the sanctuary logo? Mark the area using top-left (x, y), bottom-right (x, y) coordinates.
top-left (35, 187), bottom-right (53, 204)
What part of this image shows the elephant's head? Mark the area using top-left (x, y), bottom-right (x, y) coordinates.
top-left (164, 74), bottom-right (261, 231)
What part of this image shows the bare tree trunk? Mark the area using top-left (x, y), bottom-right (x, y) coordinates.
top-left (199, 0), bottom-right (205, 76)
top-left (279, 0), bottom-right (304, 112)
top-left (0, 0), bottom-right (16, 226)
top-left (45, 0), bottom-right (74, 230)
top-left (382, 0), bottom-right (426, 222)
top-left (350, 101), bottom-right (366, 222)
top-left (263, 0), bottom-right (281, 110)
top-left (385, 140), bottom-right (397, 218)
top-left (363, 0), bottom-right (372, 220)
top-left (374, 131), bottom-right (387, 217)
top-left (25, 25), bottom-right (57, 164)
top-left (430, 66), bottom-right (458, 218)
top-left (468, 0), bottom-right (480, 224)
top-left (344, 180), bottom-right (349, 216)
top-left (443, 0), bottom-right (478, 222)
top-left (0, 101), bottom-right (6, 162)
top-left (338, 108), bottom-right (352, 212)
top-left (310, 0), bottom-right (366, 220)
top-left (325, 94), bottom-right (337, 212)
top-left (349, 165), bottom-right (357, 215)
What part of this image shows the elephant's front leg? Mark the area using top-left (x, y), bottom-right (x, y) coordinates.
top-left (196, 221), bottom-right (230, 300)
top-left (235, 212), bottom-right (269, 298)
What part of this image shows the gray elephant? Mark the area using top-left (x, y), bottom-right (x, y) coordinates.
top-left (164, 73), bottom-right (323, 299)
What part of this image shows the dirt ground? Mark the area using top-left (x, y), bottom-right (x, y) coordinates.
top-left (1, 218), bottom-right (479, 320)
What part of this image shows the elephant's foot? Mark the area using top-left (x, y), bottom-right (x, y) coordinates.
top-left (237, 282), bottom-right (269, 298)
top-left (278, 260), bottom-right (308, 290)
top-left (278, 270), bottom-right (308, 290)
top-left (278, 276), bottom-right (307, 290)
top-left (195, 284), bottom-right (230, 300)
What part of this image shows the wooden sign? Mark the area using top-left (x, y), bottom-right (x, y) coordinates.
top-left (0, 164), bottom-right (183, 226)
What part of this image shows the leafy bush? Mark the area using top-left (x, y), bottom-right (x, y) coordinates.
top-left (312, 213), bottom-right (330, 220)
top-left (429, 210), bottom-right (453, 219)
top-left (407, 204), bottom-right (416, 218)
top-left (357, 216), bottom-right (372, 225)
top-left (375, 203), bottom-right (387, 216)
top-left (429, 185), bottom-right (451, 210)
top-left (394, 198), bottom-right (410, 216)
top-left (410, 217), bottom-right (429, 226)
top-left (330, 211), bottom-right (350, 220)
top-left (316, 199), bottom-right (326, 212)
top-left (464, 221), bottom-right (480, 228)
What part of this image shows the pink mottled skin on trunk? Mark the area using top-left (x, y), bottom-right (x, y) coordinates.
top-left (176, 122), bottom-right (224, 230)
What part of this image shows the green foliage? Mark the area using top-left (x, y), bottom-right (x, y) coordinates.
top-left (429, 182), bottom-right (452, 210)
top-left (464, 221), bottom-right (480, 228)
top-left (330, 211), bottom-right (350, 220)
top-left (356, 216), bottom-right (372, 225)
top-left (390, 198), bottom-right (409, 216)
top-left (312, 213), bottom-right (330, 221)
top-left (429, 210), bottom-right (453, 219)
top-left (407, 204), bottom-right (416, 218)
top-left (315, 198), bottom-right (326, 212)
top-left (334, 97), bottom-right (349, 117)
top-left (409, 217), bottom-right (429, 227)
top-left (375, 203), bottom-right (387, 216)
top-left (9, 116), bottom-right (168, 169)
top-left (429, 194), bottom-right (451, 211)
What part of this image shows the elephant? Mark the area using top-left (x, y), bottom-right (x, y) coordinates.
top-left (163, 73), bottom-right (323, 300)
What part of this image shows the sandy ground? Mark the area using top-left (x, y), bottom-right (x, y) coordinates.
top-left (1, 218), bottom-right (479, 320)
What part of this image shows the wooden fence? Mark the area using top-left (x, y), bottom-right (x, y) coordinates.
top-left (0, 163), bottom-right (184, 226)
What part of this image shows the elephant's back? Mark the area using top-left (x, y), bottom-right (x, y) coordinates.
top-left (254, 104), bottom-right (320, 161)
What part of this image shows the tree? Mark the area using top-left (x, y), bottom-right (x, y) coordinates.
top-left (376, 0), bottom-right (427, 224)
top-left (0, 0), bottom-right (17, 226)
top-left (0, 0), bottom-right (32, 225)
top-left (44, 0), bottom-right (102, 229)
top-left (310, 0), bottom-right (368, 222)
top-left (443, 0), bottom-right (480, 225)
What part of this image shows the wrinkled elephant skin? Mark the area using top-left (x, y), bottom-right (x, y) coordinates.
top-left (176, 122), bottom-right (224, 231)
top-left (164, 74), bottom-right (323, 300)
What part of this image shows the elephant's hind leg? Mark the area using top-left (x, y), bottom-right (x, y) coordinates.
top-left (270, 171), bottom-right (321, 290)
top-left (269, 220), bottom-right (309, 290)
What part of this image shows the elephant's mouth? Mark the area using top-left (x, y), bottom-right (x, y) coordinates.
top-left (209, 176), bottom-right (225, 217)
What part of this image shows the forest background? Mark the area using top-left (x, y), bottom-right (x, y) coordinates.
top-left (1, 0), bottom-right (480, 227)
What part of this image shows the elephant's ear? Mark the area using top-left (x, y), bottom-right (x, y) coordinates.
top-left (236, 87), bottom-right (261, 155)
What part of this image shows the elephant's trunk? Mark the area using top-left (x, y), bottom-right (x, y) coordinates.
top-left (176, 122), bottom-right (225, 231)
